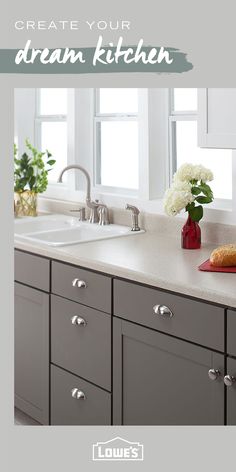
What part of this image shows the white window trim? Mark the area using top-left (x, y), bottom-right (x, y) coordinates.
top-left (93, 88), bottom-right (142, 197)
top-left (42, 88), bottom-right (169, 204)
top-left (169, 89), bottom-right (236, 216)
top-left (34, 88), bottom-right (76, 196)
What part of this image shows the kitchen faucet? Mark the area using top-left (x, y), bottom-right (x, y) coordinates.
top-left (57, 165), bottom-right (100, 223)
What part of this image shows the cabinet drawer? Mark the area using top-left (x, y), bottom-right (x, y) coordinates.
top-left (51, 261), bottom-right (111, 313)
top-left (50, 365), bottom-right (111, 425)
top-left (227, 309), bottom-right (236, 356)
top-left (114, 279), bottom-right (224, 351)
top-left (51, 295), bottom-right (111, 390)
top-left (15, 250), bottom-right (50, 292)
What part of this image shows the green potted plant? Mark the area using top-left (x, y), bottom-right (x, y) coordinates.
top-left (14, 139), bottom-right (56, 217)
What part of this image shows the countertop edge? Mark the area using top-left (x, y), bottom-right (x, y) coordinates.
top-left (14, 240), bottom-right (236, 309)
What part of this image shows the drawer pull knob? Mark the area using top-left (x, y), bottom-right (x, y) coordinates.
top-left (208, 369), bottom-right (221, 381)
top-left (224, 375), bottom-right (236, 387)
top-left (72, 278), bottom-right (87, 288)
top-left (71, 315), bottom-right (87, 327)
top-left (153, 304), bottom-right (173, 318)
top-left (71, 388), bottom-right (86, 400)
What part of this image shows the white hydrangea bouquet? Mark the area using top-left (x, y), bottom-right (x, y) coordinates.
top-left (164, 163), bottom-right (214, 222)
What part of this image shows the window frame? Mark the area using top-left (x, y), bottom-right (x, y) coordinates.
top-left (35, 88), bottom-right (78, 198)
top-left (35, 88), bottom-right (168, 204)
top-left (168, 88), bottom-right (233, 211)
top-left (93, 88), bottom-right (140, 197)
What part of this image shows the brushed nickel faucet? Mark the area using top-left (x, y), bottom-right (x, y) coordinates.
top-left (57, 165), bottom-right (100, 223)
top-left (125, 204), bottom-right (140, 231)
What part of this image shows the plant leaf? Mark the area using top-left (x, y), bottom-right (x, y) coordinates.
top-left (191, 186), bottom-right (201, 195)
top-left (195, 195), bottom-right (213, 204)
top-left (188, 205), bottom-right (203, 222)
top-left (47, 159), bottom-right (56, 166)
top-left (198, 183), bottom-right (213, 198)
top-left (186, 201), bottom-right (195, 212)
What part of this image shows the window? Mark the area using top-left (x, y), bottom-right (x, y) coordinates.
top-left (35, 89), bottom-right (68, 183)
top-left (169, 88), bottom-right (233, 201)
top-left (15, 87), bottom-right (234, 224)
top-left (94, 88), bottom-right (139, 191)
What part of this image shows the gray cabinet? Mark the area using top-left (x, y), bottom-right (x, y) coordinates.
top-left (15, 250), bottom-right (50, 292)
top-left (225, 357), bottom-right (236, 425)
top-left (226, 310), bottom-right (236, 425)
top-left (14, 282), bottom-right (49, 424)
top-left (113, 317), bottom-right (224, 425)
top-left (51, 295), bottom-right (111, 390)
top-left (114, 279), bottom-right (224, 351)
top-left (227, 310), bottom-right (236, 357)
top-left (51, 365), bottom-right (111, 425)
top-left (15, 249), bottom-right (234, 426)
top-left (51, 261), bottom-right (112, 313)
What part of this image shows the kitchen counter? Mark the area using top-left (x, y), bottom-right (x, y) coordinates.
top-left (15, 231), bottom-right (236, 309)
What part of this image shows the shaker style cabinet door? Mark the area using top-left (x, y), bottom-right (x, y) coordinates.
top-left (198, 88), bottom-right (236, 149)
top-left (113, 318), bottom-right (224, 425)
top-left (14, 282), bottom-right (49, 425)
top-left (225, 357), bottom-right (236, 425)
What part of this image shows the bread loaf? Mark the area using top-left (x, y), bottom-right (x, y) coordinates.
top-left (210, 244), bottom-right (236, 267)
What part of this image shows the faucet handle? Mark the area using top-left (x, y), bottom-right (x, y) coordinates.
top-left (125, 204), bottom-right (141, 231)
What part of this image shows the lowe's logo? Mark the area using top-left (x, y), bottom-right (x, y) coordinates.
top-left (92, 436), bottom-right (144, 461)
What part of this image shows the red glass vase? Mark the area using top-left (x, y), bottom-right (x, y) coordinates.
top-left (181, 214), bottom-right (201, 249)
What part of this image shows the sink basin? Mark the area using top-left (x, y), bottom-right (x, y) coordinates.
top-left (14, 214), bottom-right (144, 247)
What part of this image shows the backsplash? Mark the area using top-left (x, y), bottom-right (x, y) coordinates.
top-left (38, 197), bottom-right (236, 246)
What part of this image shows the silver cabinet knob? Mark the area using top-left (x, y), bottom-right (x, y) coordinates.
top-left (224, 375), bottom-right (236, 387)
top-left (72, 278), bottom-right (87, 288)
top-left (71, 388), bottom-right (86, 400)
top-left (208, 369), bottom-right (221, 381)
top-left (153, 304), bottom-right (173, 318)
top-left (71, 315), bottom-right (87, 327)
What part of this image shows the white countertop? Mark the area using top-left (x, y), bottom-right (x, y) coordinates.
top-left (15, 231), bottom-right (236, 309)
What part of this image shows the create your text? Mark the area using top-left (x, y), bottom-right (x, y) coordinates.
top-left (15, 37), bottom-right (173, 66)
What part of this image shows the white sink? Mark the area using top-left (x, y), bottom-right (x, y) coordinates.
top-left (14, 214), bottom-right (144, 247)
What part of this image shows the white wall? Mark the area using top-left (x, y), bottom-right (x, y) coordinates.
top-left (14, 89), bottom-right (36, 156)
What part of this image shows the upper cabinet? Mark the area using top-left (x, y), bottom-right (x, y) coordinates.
top-left (198, 88), bottom-right (236, 149)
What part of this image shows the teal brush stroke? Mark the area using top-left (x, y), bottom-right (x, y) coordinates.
top-left (0, 46), bottom-right (193, 74)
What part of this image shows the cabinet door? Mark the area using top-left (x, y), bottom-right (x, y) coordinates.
top-left (14, 282), bottom-right (49, 425)
top-left (198, 88), bottom-right (236, 149)
top-left (113, 318), bottom-right (224, 425)
top-left (225, 357), bottom-right (236, 425)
